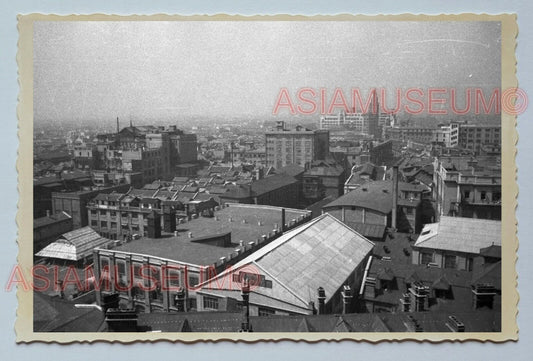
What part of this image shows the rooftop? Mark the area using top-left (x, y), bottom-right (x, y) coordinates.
top-left (36, 227), bottom-right (110, 261)
top-left (323, 180), bottom-right (426, 214)
top-left (111, 204), bottom-right (309, 265)
top-left (33, 211), bottom-right (72, 229)
top-left (414, 216), bottom-right (501, 254)
top-left (201, 214), bottom-right (374, 309)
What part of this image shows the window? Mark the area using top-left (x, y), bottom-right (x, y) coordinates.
top-left (467, 257), bottom-right (474, 272)
top-left (464, 190), bottom-right (470, 200)
top-left (444, 255), bottom-right (457, 269)
top-left (258, 307), bottom-right (276, 317)
top-left (91, 220), bottom-right (98, 227)
top-left (420, 252), bottom-right (433, 265)
top-left (493, 192), bottom-right (501, 202)
top-left (203, 296), bottom-right (219, 310)
top-left (188, 275), bottom-right (199, 288)
top-left (480, 191), bottom-right (487, 200)
top-left (100, 221), bottom-right (107, 229)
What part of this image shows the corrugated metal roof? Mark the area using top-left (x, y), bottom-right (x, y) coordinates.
top-left (35, 227), bottom-right (109, 261)
top-left (200, 214), bottom-right (374, 308)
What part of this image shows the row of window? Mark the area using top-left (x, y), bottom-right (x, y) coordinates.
top-left (419, 252), bottom-right (474, 271)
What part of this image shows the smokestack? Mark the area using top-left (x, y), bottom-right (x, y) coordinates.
top-left (281, 208), bottom-right (286, 233)
top-left (116, 117), bottom-right (119, 134)
top-left (392, 165), bottom-right (399, 230)
top-left (317, 287), bottom-right (326, 315)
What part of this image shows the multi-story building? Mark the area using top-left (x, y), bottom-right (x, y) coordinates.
top-left (265, 121), bottom-right (329, 169)
top-left (302, 159), bottom-right (346, 202)
top-left (434, 122), bottom-right (460, 147)
top-left (412, 216), bottom-right (501, 271)
top-left (458, 124), bottom-right (501, 154)
top-left (318, 90), bottom-right (382, 139)
top-left (74, 124), bottom-right (198, 184)
top-left (433, 155), bottom-right (501, 220)
top-left (91, 204), bottom-right (311, 313)
top-left (385, 126), bottom-right (437, 144)
top-left (51, 184), bottom-right (131, 229)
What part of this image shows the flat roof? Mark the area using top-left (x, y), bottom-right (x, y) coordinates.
top-left (112, 204), bottom-right (309, 265)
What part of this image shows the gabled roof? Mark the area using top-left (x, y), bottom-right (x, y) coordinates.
top-left (200, 214), bottom-right (374, 309)
top-left (35, 227), bottom-right (109, 261)
top-left (414, 217), bottom-right (501, 254)
top-left (324, 180), bottom-right (424, 214)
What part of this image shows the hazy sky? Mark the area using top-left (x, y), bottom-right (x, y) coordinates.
top-left (34, 21), bottom-right (501, 123)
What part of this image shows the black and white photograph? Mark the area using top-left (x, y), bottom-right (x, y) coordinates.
top-left (18, 15), bottom-right (516, 341)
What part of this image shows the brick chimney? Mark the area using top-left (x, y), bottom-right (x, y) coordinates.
top-left (317, 287), bottom-right (326, 315)
top-left (341, 285), bottom-right (353, 314)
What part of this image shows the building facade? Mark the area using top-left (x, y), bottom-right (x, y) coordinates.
top-left (265, 122), bottom-right (329, 169)
top-left (433, 156), bottom-right (501, 220)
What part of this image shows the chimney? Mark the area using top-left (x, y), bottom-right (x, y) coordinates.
top-left (105, 308), bottom-right (138, 332)
top-left (341, 285), bottom-right (353, 314)
top-left (317, 287), bottom-right (326, 315)
top-left (174, 288), bottom-right (185, 312)
top-left (240, 280), bottom-right (252, 332)
top-left (281, 208), bottom-right (286, 233)
top-left (308, 301), bottom-right (317, 315)
top-left (391, 164), bottom-right (399, 230)
top-left (100, 292), bottom-right (120, 313)
top-left (116, 117), bottom-right (119, 134)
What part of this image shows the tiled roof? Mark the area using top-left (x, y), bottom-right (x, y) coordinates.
top-left (223, 174), bottom-right (297, 199)
top-left (93, 192), bottom-right (125, 202)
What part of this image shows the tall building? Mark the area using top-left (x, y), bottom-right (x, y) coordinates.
top-left (319, 89), bottom-right (383, 139)
top-left (265, 121), bottom-right (329, 169)
top-left (76, 124), bottom-right (198, 184)
top-left (458, 124), bottom-right (501, 154)
top-left (433, 155), bottom-right (501, 220)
